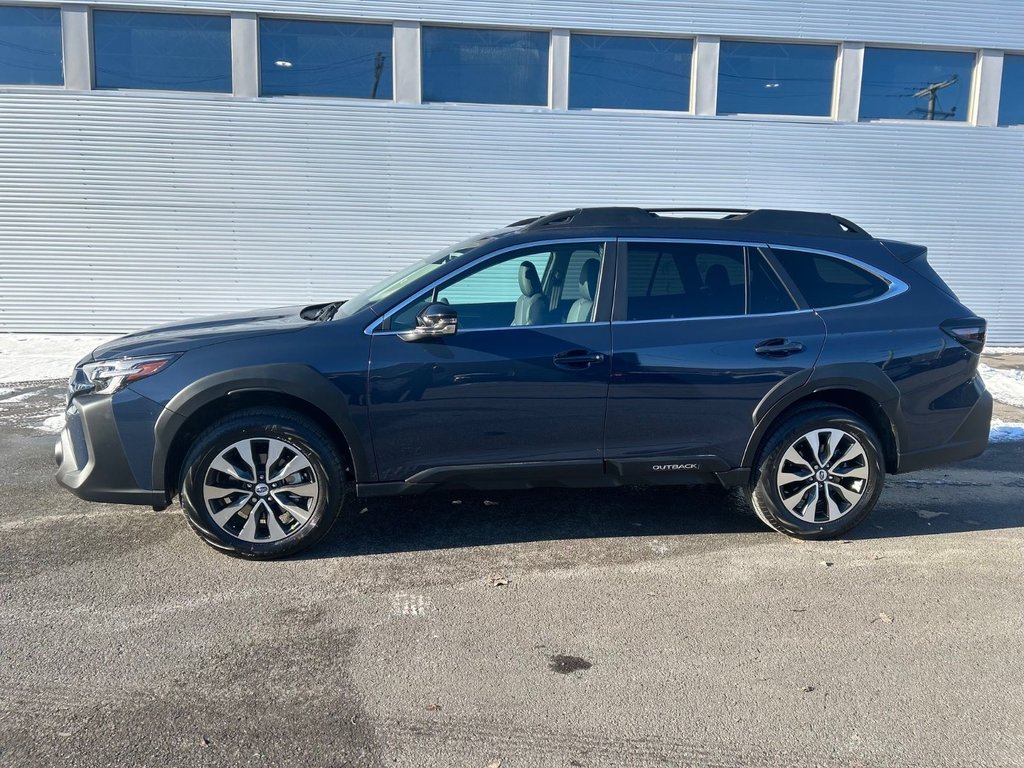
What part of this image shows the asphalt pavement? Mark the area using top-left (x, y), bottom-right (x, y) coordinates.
top-left (1, 381), bottom-right (1023, 767)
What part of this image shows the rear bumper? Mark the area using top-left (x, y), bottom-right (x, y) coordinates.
top-left (55, 394), bottom-right (167, 507)
top-left (896, 384), bottom-right (993, 474)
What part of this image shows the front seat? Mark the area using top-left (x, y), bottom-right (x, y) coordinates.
top-left (566, 258), bottom-right (600, 323)
top-left (512, 261), bottom-right (546, 326)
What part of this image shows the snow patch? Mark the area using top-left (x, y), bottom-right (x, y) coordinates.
top-left (984, 347), bottom-right (1024, 355)
top-left (0, 334), bottom-right (116, 384)
top-left (37, 415), bottom-right (65, 433)
top-left (990, 420), bottom-right (1024, 443)
top-left (979, 364), bottom-right (1024, 410)
top-left (0, 389), bottom-right (44, 404)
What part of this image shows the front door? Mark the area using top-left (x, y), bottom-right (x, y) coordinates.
top-left (605, 239), bottom-right (826, 478)
top-left (368, 241), bottom-right (613, 483)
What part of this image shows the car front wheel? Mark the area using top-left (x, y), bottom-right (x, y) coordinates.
top-left (180, 408), bottom-right (346, 559)
top-left (749, 406), bottom-right (885, 539)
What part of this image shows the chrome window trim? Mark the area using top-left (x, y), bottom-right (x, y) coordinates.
top-left (613, 308), bottom-right (818, 327)
top-left (372, 320), bottom-right (608, 337)
top-left (613, 237), bottom-right (908, 324)
top-left (363, 237), bottom-right (609, 335)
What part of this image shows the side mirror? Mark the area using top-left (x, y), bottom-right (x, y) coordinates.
top-left (398, 303), bottom-right (458, 342)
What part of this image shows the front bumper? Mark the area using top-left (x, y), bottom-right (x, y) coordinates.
top-left (55, 392), bottom-right (168, 507)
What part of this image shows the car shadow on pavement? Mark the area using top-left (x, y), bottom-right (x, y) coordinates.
top-left (303, 443), bottom-right (1024, 559)
top-left (306, 484), bottom-right (765, 559)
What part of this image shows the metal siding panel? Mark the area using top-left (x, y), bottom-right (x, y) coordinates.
top-left (1, 92), bottom-right (1022, 341)
top-left (10, 0), bottom-right (1024, 49)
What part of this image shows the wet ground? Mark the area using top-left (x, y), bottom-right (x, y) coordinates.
top-left (1, 378), bottom-right (1023, 767)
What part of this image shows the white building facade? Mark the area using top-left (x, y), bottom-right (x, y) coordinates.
top-left (1, 0), bottom-right (1023, 341)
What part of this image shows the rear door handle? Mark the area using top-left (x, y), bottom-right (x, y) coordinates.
top-left (754, 338), bottom-right (806, 357)
top-left (553, 350), bottom-right (605, 369)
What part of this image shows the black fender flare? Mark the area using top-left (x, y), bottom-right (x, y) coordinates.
top-left (741, 363), bottom-right (904, 469)
top-left (152, 364), bottom-right (372, 493)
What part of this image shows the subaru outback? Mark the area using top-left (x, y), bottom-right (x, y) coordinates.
top-left (55, 207), bottom-right (992, 558)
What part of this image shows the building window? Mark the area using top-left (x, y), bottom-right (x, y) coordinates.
top-left (999, 54), bottom-right (1024, 126)
top-left (92, 10), bottom-right (231, 93)
top-left (259, 19), bottom-right (392, 99)
top-left (569, 34), bottom-right (692, 111)
top-left (717, 41), bottom-right (837, 117)
top-left (0, 6), bottom-right (62, 85)
top-left (859, 47), bottom-right (974, 122)
top-left (421, 26), bottom-right (549, 106)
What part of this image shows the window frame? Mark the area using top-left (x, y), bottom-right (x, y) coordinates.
top-left (715, 37), bottom-right (841, 120)
top-left (90, 7), bottom-right (233, 95)
top-left (0, 5), bottom-right (65, 88)
top-left (366, 237), bottom-right (614, 336)
top-left (419, 23), bottom-right (552, 108)
top-left (567, 30), bottom-right (696, 115)
top-left (857, 43), bottom-right (981, 126)
top-left (256, 15), bottom-right (395, 101)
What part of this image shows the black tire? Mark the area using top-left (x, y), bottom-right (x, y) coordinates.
top-left (748, 406), bottom-right (885, 540)
top-left (180, 408), bottom-right (347, 559)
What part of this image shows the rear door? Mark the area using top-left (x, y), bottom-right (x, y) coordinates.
top-left (604, 239), bottom-right (826, 480)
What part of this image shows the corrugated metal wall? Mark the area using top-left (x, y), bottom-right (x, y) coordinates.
top-left (2, 0), bottom-right (1023, 341)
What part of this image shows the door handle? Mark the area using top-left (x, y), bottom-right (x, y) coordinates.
top-left (553, 350), bottom-right (605, 369)
top-left (754, 338), bottom-right (806, 357)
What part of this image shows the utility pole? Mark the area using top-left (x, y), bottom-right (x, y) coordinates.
top-left (371, 51), bottom-right (385, 99)
top-left (911, 75), bottom-right (959, 120)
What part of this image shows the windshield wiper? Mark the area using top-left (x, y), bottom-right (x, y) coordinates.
top-left (316, 301), bottom-right (345, 322)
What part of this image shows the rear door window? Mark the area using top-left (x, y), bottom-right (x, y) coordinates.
top-left (623, 242), bottom-right (745, 320)
top-left (771, 248), bottom-right (889, 308)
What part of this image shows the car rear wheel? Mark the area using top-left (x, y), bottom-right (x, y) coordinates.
top-left (180, 408), bottom-right (346, 559)
top-left (748, 406), bottom-right (884, 539)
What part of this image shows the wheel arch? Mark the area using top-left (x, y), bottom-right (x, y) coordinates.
top-left (743, 364), bottom-right (903, 474)
top-left (154, 364), bottom-right (372, 500)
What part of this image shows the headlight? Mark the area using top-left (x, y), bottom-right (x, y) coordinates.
top-left (78, 355), bottom-right (177, 395)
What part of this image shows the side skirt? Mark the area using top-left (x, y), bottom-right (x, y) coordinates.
top-left (355, 457), bottom-right (749, 497)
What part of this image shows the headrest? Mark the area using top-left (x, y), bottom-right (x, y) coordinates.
top-left (519, 261), bottom-right (542, 297)
top-left (705, 263), bottom-right (731, 291)
top-left (578, 258), bottom-right (600, 302)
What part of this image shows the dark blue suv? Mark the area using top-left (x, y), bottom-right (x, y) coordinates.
top-left (55, 207), bottom-right (992, 558)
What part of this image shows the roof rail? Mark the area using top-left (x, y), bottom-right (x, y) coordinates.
top-left (646, 207), bottom-right (753, 216)
top-left (520, 207), bottom-right (658, 230)
top-left (514, 206), bottom-right (870, 237)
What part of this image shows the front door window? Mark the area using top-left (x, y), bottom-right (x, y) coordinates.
top-left (387, 242), bottom-right (605, 332)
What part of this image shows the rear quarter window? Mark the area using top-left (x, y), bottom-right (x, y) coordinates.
top-left (771, 248), bottom-right (889, 308)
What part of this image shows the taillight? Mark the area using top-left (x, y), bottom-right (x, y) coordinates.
top-left (941, 318), bottom-right (986, 354)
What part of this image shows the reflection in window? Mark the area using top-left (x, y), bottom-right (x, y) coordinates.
top-left (999, 54), bottom-right (1024, 126)
top-left (859, 47), bottom-right (974, 122)
top-left (93, 10), bottom-right (231, 92)
top-left (0, 6), bottom-right (62, 85)
top-left (259, 19), bottom-right (392, 99)
top-left (569, 34), bottom-right (692, 111)
top-left (421, 26), bottom-right (548, 106)
top-left (717, 41), bottom-right (836, 116)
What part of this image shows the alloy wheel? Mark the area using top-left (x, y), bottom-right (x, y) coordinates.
top-left (201, 437), bottom-right (321, 543)
top-left (775, 428), bottom-right (870, 523)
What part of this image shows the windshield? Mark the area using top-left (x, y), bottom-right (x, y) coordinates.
top-left (337, 234), bottom-right (496, 317)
